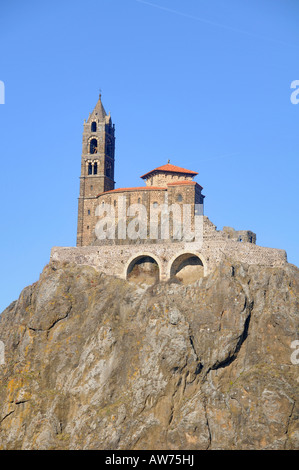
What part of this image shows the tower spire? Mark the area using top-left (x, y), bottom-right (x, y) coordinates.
top-left (87, 92), bottom-right (107, 122)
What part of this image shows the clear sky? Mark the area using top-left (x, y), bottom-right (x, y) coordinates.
top-left (0, 0), bottom-right (298, 312)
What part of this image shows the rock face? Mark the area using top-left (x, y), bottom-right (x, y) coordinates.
top-left (0, 259), bottom-right (298, 450)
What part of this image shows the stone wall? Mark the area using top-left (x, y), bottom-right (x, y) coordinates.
top-left (86, 183), bottom-right (205, 245)
top-left (222, 226), bottom-right (257, 244)
top-left (50, 236), bottom-right (287, 282)
top-left (66, 214), bottom-right (287, 282)
top-left (145, 172), bottom-right (194, 187)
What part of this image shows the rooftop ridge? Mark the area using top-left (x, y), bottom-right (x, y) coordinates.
top-left (140, 163), bottom-right (198, 179)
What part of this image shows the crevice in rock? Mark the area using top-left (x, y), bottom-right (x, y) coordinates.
top-left (203, 398), bottom-right (212, 450)
top-left (46, 307), bottom-right (72, 332)
top-left (168, 373), bottom-right (187, 426)
top-left (0, 410), bottom-right (15, 425)
top-left (27, 326), bottom-right (42, 332)
top-left (188, 334), bottom-right (203, 379)
top-left (211, 299), bottom-right (254, 372)
top-left (284, 400), bottom-right (296, 448)
top-left (15, 399), bottom-right (30, 405)
top-left (194, 362), bottom-right (203, 375)
top-left (27, 306), bottom-right (72, 334)
top-left (218, 310), bottom-right (224, 331)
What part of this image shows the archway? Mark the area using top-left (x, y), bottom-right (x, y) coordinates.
top-left (126, 254), bottom-right (161, 284)
top-left (169, 252), bottom-right (205, 284)
top-left (89, 138), bottom-right (98, 154)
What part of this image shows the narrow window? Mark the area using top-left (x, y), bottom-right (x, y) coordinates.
top-left (93, 162), bottom-right (98, 175)
top-left (88, 163), bottom-right (92, 175)
top-left (177, 194), bottom-right (183, 202)
top-left (88, 210), bottom-right (90, 215)
top-left (90, 139), bottom-right (97, 154)
top-left (91, 122), bottom-right (97, 132)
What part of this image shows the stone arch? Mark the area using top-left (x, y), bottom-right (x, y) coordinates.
top-left (167, 251), bottom-right (208, 283)
top-left (124, 252), bottom-right (162, 282)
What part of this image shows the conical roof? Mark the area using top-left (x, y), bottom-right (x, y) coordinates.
top-left (87, 94), bottom-right (107, 122)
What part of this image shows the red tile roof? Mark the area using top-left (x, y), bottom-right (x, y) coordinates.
top-left (140, 163), bottom-right (198, 179)
top-left (97, 186), bottom-right (167, 197)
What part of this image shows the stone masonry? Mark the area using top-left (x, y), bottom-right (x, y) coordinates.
top-left (52, 95), bottom-right (288, 281)
top-left (77, 94), bottom-right (115, 247)
top-left (51, 215), bottom-right (287, 281)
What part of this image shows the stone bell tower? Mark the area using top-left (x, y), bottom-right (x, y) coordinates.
top-left (77, 94), bottom-right (115, 246)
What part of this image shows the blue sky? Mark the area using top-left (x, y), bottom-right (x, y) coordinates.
top-left (0, 0), bottom-right (298, 312)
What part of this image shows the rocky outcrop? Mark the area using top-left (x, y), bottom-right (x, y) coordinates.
top-left (0, 259), bottom-right (298, 450)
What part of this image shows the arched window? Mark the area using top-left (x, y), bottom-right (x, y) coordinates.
top-left (91, 122), bottom-right (97, 132)
top-left (93, 162), bottom-right (98, 175)
top-left (88, 163), bottom-right (92, 175)
top-left (90, 139), bottom-right (97, 154)
top-left (177, 194), bottom-right (183, 202)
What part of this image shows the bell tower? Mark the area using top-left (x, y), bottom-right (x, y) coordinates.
top-left (77, 94), bottom-right (115, 246)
